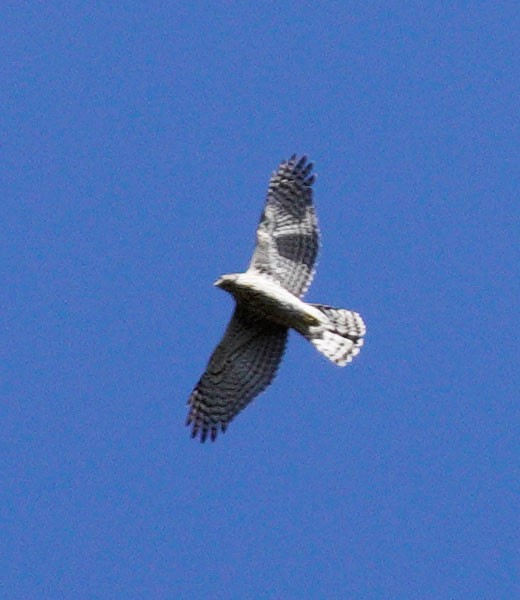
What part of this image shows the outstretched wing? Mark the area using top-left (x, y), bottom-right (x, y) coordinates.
top-left (248, 155), bottom-right (320, 298)
top-left (187, 306), bottom-right (288, 442)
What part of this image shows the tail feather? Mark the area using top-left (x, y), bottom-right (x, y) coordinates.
top-left (304, 304), bottom-right (365, 366)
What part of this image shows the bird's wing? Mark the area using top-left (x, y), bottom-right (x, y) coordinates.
top-left (248, 155), bottom-right (319, 298)
top-left (187, 306), bottom-right (288, 442)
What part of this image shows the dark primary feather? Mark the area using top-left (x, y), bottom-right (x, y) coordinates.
top-left (187, 306), bottom-right (288, 442)
top-left (249, 155), bottom-right (320, 298)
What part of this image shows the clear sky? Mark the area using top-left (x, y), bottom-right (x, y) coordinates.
top-left (2, 3), bottom-right (518, 598)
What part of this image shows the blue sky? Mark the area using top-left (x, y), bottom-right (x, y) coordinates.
top-left (2, 3), bottom-right (518, 598)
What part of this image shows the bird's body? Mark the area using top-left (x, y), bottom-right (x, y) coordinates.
top-left (186, 155), bottom-right (366, 442)
top-left (215, 272), bottom-right (324, 330)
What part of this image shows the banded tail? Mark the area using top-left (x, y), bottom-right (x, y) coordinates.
top-left (304, 304), bottom-right (366, 366)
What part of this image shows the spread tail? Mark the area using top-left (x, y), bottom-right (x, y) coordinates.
top-left (304, 304), bottom-right (366, 366)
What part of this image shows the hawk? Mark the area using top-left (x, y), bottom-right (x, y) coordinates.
top-left (187, 155), bottom-right (366, 442)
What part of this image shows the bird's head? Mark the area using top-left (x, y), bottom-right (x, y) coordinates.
top-left (214, 273), bottom-right (239, 292)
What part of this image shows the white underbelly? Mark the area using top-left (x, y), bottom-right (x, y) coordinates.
top-left (235, 273), bottom-right (323, 328)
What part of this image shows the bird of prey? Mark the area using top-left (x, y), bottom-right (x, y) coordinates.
top-left (186, 155), bottom-right (366, 442)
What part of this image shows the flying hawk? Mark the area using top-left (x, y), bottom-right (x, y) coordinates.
top-left (187, 155), bottom-right (365, 442)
